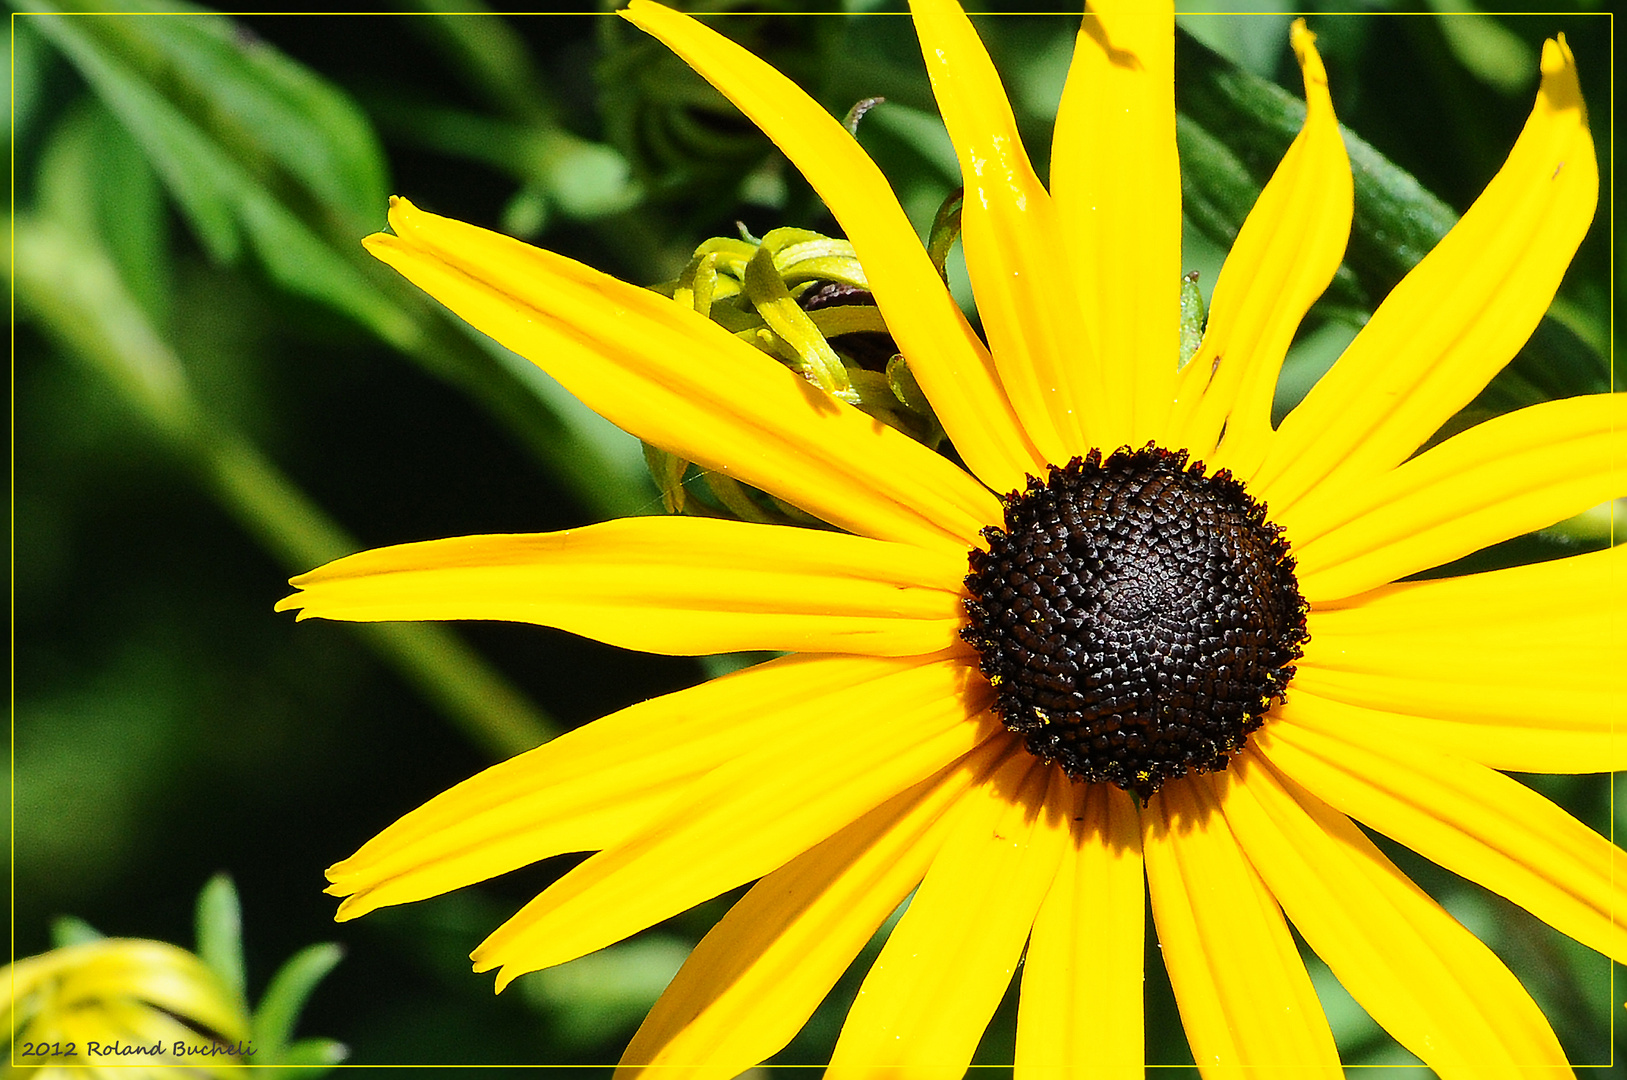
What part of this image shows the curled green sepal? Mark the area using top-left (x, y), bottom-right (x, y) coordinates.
top-left (1178, 270), bottom-right (1206, 370)
top-left (744, 241), bottom-right (853, 398)
top-left (645, 224), bottom-right (946, 524)
top-left (927, 187), bottom-right (964, 284)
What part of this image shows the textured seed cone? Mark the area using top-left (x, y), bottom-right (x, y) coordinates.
top-left (962, 445), bottom-right (1309, 802)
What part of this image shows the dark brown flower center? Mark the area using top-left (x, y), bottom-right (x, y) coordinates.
top-left (961, 445), bottom-right (1308, 803)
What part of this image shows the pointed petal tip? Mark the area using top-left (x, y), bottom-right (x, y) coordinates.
top-left (1539, 34), bottom-right (1586, 118)
top-left (332, 896), bottom-right (368, 923)
top-left (470, 952), bottom-right (519, 994)
top-left (620, 1), bottom-right (677, 34)
top-left (361, 195), bottom-right (409, 249)
top-left (1544, 33), bottom-right (1576, 75)
top-left (1289, 18), bottom-right (1329, 89)
top-left (383, 195), bottom-right (423, 238)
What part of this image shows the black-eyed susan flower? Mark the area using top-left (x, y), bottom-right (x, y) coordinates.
top-left (277, 1), bottom-right (1621, 1074)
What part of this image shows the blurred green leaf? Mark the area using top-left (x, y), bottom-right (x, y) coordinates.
top-left (11, 210), bottom-right (558, 756)
top-left (49, 915), bottom-right (105, 948)
top-left (45, 0), bottom-right (387, 231)
top-left (1427, 4), bottom-right (1538, 96)
top-left (7, 14), bottom-right (49, 141)
top-left (253, 942), bottom-right (346, 1061)
top-left (519, 936), bottom-right (688, 1049)
top-left (407, 1), bottom-right (557, 124)
top-left (22, 3), bottom-right (651, 525)
top-left (195, 873), bottom-right (248, 1007)
top-left (383, 104), bottom-right (638, 223)
top-left (35, 96), bottom-right (171, 325)
top-left (23, 4), bottom-right (419, 351)
top-left (272, 1037), bottom-right (351, 1074)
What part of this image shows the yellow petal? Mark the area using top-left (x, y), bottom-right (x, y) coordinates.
top-left (1142, 775), bottom-right (1341, 1076)
top-left (1293, 545), bottom-right (1627, 770)
top-left (326, 653), bottom-right (917, 920)
top-left (1219, 751), bottom-right (1570, 1077)
top-left (1285, 682), bottom-right (1623, 795)
top-left (1015, 783), bottom-right (1144, 1080)
top-left (1255, 35), bottom-right (1598, 510)
top-left (1173, 20), bottom-right (1352, 473)
top-left (1049, 0), bottom-right (1178, 450)
top-left (620, 1), bottom-right (1043, 494)
top-left (910, 0), bottom-right (1091, 462)
top-left (277, 516), bottom-right (969, 657)
top-left (472, 657), bottom-right (1002, 987)
top-left (366, 197), bottom-right (1001, 552)
top-left (53, 995), bottom-right (239, 1072)
top-left (616, 737), bottom-right (1007, 1080)
top-left (827, 754), bottom-right (1072, 1078)
top-left (1259, 713), bottom-right (1627, 964)
top-left (13, 940), bottom-right (247, 1045)
top-left (1287, 393), bottom-right (1625, 601)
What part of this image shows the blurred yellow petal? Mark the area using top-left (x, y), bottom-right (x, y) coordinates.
top-left (472, 657), bottom-right (1001, 987)
top-left (1050, 0), bottom-right (1178, 450)
top-left (1016, 783), bottom-right (1144, 1080)
top-left (327, 654), bottom-right (926, 920)
top-left (621, 0), bottom-right (1043, 494)
top-left (911, 0), bottom-right (1091, 462)
top-left (277, 516), bottom-right (968, 657)
top-left (1219, 752), bottom-right (1569, 1077)
top-left (827, 754), bottom-right (1071, 1077)
top-left (9, 940), bottom-right (245, 1045)
top-left (1256, 35), bottom-right (1598, 510)
top-left (1174, 20), bottom-right (1352, 474)
top-left (1143, 776), bottom-right (1341, 1076)
top-left (366, 198), bottom-right (1001, 552)
top-left (5, 938), bottom-right (251, 1078)
top-left (617, 737), bottom-right (1007, 1080)
top-left (1260, 716), bottom-right (1627, 964)
top-left (1288, 393), bottom-right (1625, 600)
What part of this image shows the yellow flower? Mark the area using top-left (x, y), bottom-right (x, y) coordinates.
top-left (3, 939), bottom-right (250, 1078)
top-left (278, 1), bottom-right (1620, 1074)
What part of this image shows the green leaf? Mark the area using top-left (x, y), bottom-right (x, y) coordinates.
top-left (49, 1), bottom-right (387, 232)
top-left (270, 1037), bottom-right (349, 1076)
top-left (251, 943), bottom-right (345, 1059)
top-left (375, 103), bottom-right (637, 221)
top-left (519, 936), bottom-right (689, 1049)
top-left (36, 99), bottom-right (171, 326)
top-left (23, 7), bottom-right (654, 519)
top-left (8, 16), bottom-right (51, 164)
top-left (194, 873), bottom-right (247, 1006)
top-left (1428, 5), bottom-right (1538, 96)
top-left (49, 915), bottom-right (105, 948)
top-left (12, 212), bottom-right (560, 756)
top-left (22, 5), bottom-right (418, 352)
top-left (408, 3), bottom-right (558, 125)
